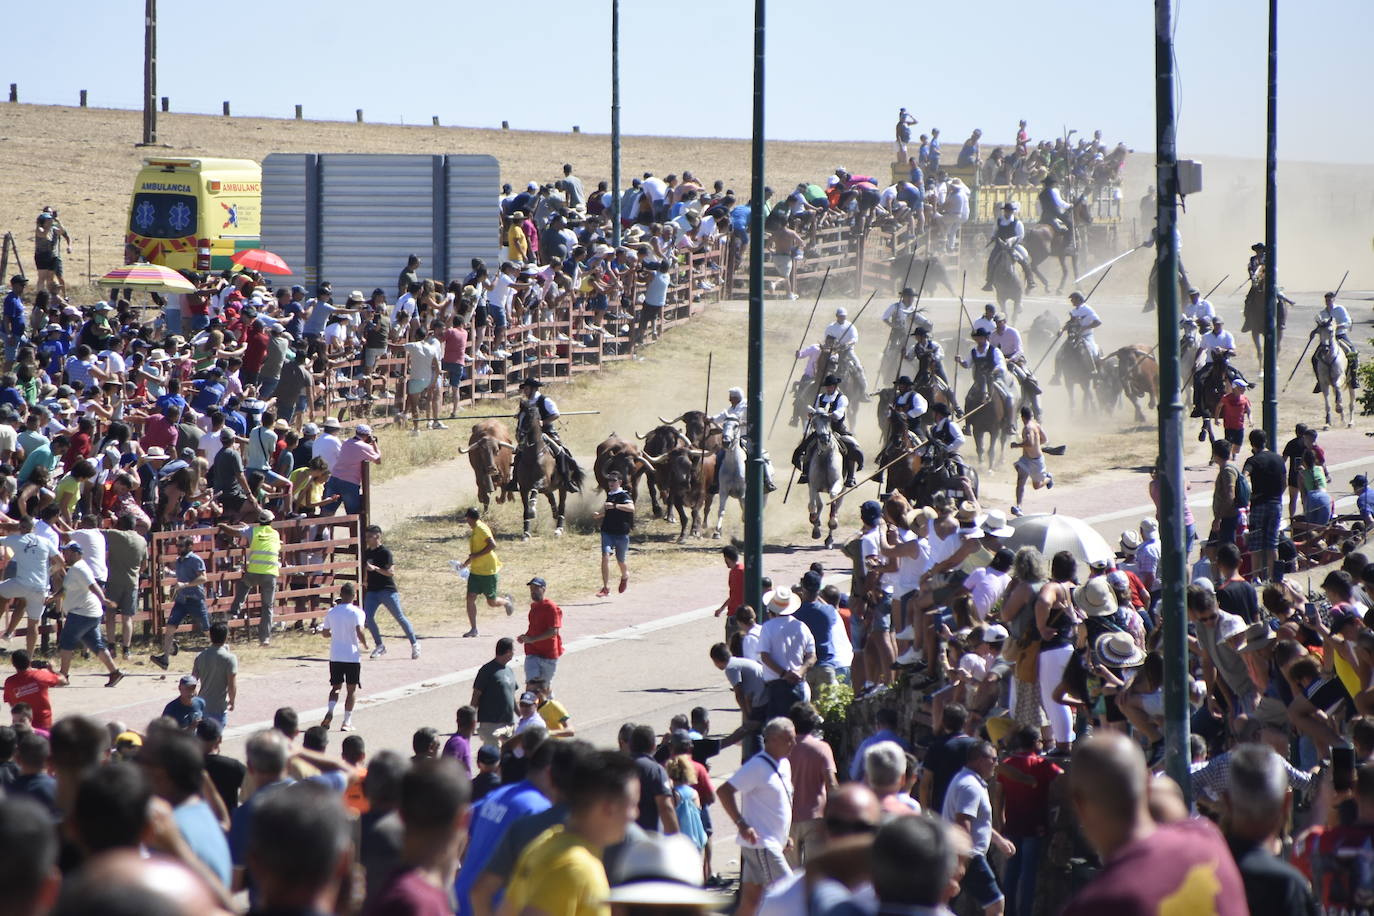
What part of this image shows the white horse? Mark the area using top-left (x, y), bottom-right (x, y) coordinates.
top-left (1313, 320), bottom-right (1353, 428)
top-left (1179, 317), bottom-right (1202, 393)
top-left (712, 417), bottom-right (749, 539)
top-left (807, 414), bottom-right (845, 548)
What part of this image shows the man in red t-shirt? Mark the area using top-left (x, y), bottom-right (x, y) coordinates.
top-left (1296, 760), bottom-right (1374, 913)
top-left (240, 319), bottom-right (270, 386)
top-left (996, 727), bottom-right (1063, 916)
top-left (1214, 379), bottom-right (1251, 459)
top-left (517, 576), bottom-right (563, 691)
top-left (440, 318), bottom-right (469, 418)
top-left (1062, 733), bottom-right (1246, 916)
top-left (714, 545), bottom-right (745, 643)
top-left (3, 650), bottom-right (66, 731)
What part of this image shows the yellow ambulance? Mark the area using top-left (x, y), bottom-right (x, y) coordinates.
top-left (126, 157), bottom-right (261, 272)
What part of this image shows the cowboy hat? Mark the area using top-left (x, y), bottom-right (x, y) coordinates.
top-left (1095, 631), bottom-right (1145, 668)
top-left (1074, 577), bottom-right (1119, 617)
top-left (981, 510), bottom-right (1013, 538)
top-left (1119, 530), bottom-right (1142, 551)
top-left (955, 500), bottom-right (980, 523)
top-left (762, 588), bottom-right (800, 616)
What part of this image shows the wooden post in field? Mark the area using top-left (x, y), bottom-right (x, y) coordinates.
top-left (501, 120), bottom-right (509, 130)
top-left (79, 90), bottom-right (87, 107)
top-left (573, 125), bottom-right (580, 133)
top-left (295, 105), bottom-right (303, 120)
top-left (432, 116), bottom-right (439, 126)
top-left (356, 109), bottom-right (364, 123)
top-left (8, 84), bottom-right (16, 102)
top-left (222, 101), bottom-right (230, 116)
top-left (160, 96), bottom-right (169, 112)
top-left (142, 0), bottom-right (157, 144)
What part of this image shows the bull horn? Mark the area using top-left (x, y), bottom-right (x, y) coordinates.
top-left (637, 453), bottom-right (663, 469)
top-left (688, 448), bottom-right (707, 458)
top-left (457, 444), bottom-right (472, 455)
top-left (496, 440), bottom-right (516, 450)
top-left (675, 431), bottom-right (691, 447)
top-left (634, 430), bottom-right (647, 440)
top-left (658, 414), bottom-right (683, 426)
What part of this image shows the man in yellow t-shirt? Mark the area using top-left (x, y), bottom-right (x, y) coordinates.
top-left (528, 677), bottom-right (574, 738)
top-left (501, 750), bottom-right (639, 916)
top-left (459, 507), bottom-right (514, 639)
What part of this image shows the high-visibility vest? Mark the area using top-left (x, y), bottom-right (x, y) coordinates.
top-left (246, 525), bottom-right (281, 577)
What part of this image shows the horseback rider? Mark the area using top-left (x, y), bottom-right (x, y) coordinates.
top-left (890, 375), bottom-right (928, 434)
top-left (1246, 242), bottom-right (1266, 284)
top-left (882, 286), bottom-right (931, 338)
top-left (710, 387), bottom-right (777, 492)
top-left (1191, 316), bottom-right (1250, 416)
top-left (1051, 291), bottom-right (1101, 383)
top-left (908, 326), bottom-right (949, 386)
top-left (1037, 175), bottom-right (1073, 241)
top-left (982, 201), bottom-right (1034, 291)
top-left (794, 374), bottom-right (864, 488)
top-left (972, 303), bottom-right (998, 337)
top-left (821, 307), bottom-right (870, 400)
top-left (1311, 291), bottom-right (1360, 391)
top-left (991, 312), bottom-right (1035, 387)
top-left (919, 401), bottom-right (966, 460)
top-left (1184, 288), bottom-right (1215, 324)
top-left (959, 327), bottom-right (1017, 434)
top-left (512, 376), bottom-right (579, 489)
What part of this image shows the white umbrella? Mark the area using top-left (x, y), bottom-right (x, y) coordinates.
top-left (1005, 513), bottom-right (1115, 570)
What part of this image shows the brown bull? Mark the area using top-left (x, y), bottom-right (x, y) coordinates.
top-left (593, 434), bottom-right (653, 502)
top-left (1099, 345), bottom-right (1159, 423)
top-left (459, 420), bottom-right (514, 510)
top-left (636, 424), bottom-right (691, 519)
top-left (658, 410), bottom-right (714, 448)
top-left (640, 445), bottom-right (707, 541)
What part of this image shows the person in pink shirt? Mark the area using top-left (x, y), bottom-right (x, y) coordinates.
top-left (325, 424), bottom-right (381, 516)
top-left (440, 315), bottom-right (469, 418)
top-left (786, 702), bottom-right (838, 867)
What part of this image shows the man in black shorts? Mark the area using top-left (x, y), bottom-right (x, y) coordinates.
top-left (320, 582), bottom-right (368, 732)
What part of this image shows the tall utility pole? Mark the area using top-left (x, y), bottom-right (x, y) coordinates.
top-left (1262, 0), bottom-right (1279, 444)
top-left (141, 0), bottom-right (157, 145)
top-left (610, 0), bottom-right (622, 249)
top-left (744, 0), bottom-right (766, 613)
top-left (1155, 0), bottom-right (1192, 802)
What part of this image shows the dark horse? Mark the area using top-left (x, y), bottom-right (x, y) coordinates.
top-left (1055, 330), bottom-right (1099, 411)
top-left (1024, 197), bottom-right (1093, 293)
top-left (987, 240), bottom-right (1026, 321)
top-left (875, 402), bottom-right (920, 496)
top-left (514, 401), bottom-right (585, 538)
top-left (963, 367), bottom-right (1010, 467)
top-left (1192, 350), bottom-right (1237, 443)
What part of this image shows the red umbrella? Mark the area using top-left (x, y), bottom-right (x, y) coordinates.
top-left (231, 248), bottom-right (292, 275)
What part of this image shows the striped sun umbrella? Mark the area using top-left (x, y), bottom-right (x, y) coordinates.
top-left (97, 262), bottom-right (197, 294)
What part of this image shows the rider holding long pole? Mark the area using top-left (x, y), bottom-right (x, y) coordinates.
top-left (1050, 291), bottom-right (1102, 385)
top-left (1309, 291), bottom-right (1359, 392)
top-left (982, 201), bottom-right (1034, 292)
top-left (820, 306), bottom-right (870, 401)
top-left (793, 375), bottom-right (864, 488)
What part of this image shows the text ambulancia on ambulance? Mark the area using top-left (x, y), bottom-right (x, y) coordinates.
top-left (126, 157), bottom-right (262, 272)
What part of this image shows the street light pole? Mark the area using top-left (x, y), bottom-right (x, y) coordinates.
top-left (141, 0), bottom-right (157, 145)
top-left (744, 0), bottom-right (766, 612)
top-left (1155, 0), bottom-right (1192, 802)
top-left (610, 0), bottom-right (622, 249)
top-left (1262, 0), bottom-right (1279, 445)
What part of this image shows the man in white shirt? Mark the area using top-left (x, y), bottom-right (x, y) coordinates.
top-left (312, 417), bottom-right (344, 471)
top-left (0, 517), bottom-right (64, 656)
top-left (756, 590), bottom-right (816, 720)
top-left (56, 541), bottom-right (124, 686)
top-left (820, 307), bottom-right (868, 400)
top-left (1184, 288), bottom-right (1216, 324)
top-left (1052, 291), bottom-right (1102, 385)
top-left (942, 739), bottom-right (1015, 915)
top-left (960, 328), bottom-right (1016, 433)
top-left (320, 581), bottom-right (369, 732)
top-left (717, 718), bottom-right (797, 916)
top-left (971, 303), bottom-right (998, 338)
top-left (1193, 316), bottom-right (1249, 415)
top-left (881, 287), bottom-right (931, 361)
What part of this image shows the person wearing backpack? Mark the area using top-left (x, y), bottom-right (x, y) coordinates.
top-left (1210, 439), bottom-right (1244, 549)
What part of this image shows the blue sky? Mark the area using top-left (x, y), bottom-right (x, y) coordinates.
top-left (7, 0), bottom-right (1372, 162)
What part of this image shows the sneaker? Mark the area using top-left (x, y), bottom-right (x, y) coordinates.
top-left (787, 293), bottom-right (799, 300)
top-left (170, 640), bottom-right (180, 656)
top-left (1010, 505), bottom-right (1024, 516)
top-left (618, 576), bottom-right (629, 594)
top-left (411, 642), bottom-right (421, 660)
top-left (340, 721), bottom-right (355, 732)
top-left (151, 653), bottom-right (169, 670)
top-left (432, 420), bottom-right (449, 430)
top-left (765, 480), bottom-right (777, 493)
top-left (1045, 474), bottom-right (1054, 490)
top-left (105, 670), bottom-right (125, 688)
top-left (893, 625), bottom-right (916, 642)
top-left (895, 648), bottom-right (923, 666)
top-left (370, 645), bottom-right (386, 659)
top-left (596, 587), bottom-right (611, 597)
top-left (462, 628), bottom-right (479, 638)
top-left (320, 712), bottom-right (334, 729)
top-left (494, 349), bottom-right (510, 359)
top-left (502, 595), bottom-right (515, 616)
top-left (556, 333), bottom-right (570, 341)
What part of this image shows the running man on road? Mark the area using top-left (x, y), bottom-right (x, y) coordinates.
top-left (458, 507), bottom-right (514, 638)
top-left (1011, 406), bottom-right (1053, 517)
top-left (320, 582), bottom-right (368, 732)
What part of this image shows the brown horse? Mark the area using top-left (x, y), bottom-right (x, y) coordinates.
top-left (874, 401), bottom-right (920, 496)
top-left (1240, 282), bottom-right (1287, 364)
top-left (1098, 345), bottom-right (1159, 423)
top-left (1023, 198), bottom-right (1092, 293)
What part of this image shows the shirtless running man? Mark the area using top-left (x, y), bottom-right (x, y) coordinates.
top-left (1011, 405), bottom-right (1052, 516)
